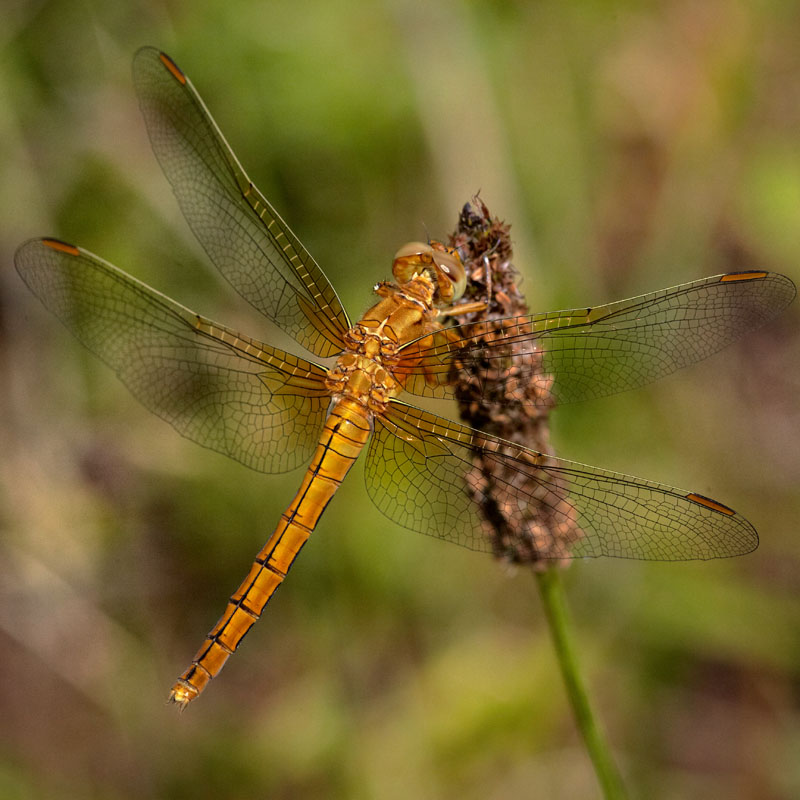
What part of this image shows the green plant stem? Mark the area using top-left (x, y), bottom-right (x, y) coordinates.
top-left (534, 567), bottom-right (628, 799)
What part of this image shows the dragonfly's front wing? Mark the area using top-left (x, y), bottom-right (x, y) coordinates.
top-left (133, 48), bottom-right (351, 358)
top-left (366, 400), bottom-right (757, 561)
top-left (396, 270), bottom-right (796, 408)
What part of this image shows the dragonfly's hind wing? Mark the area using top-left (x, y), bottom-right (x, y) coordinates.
top-left (15, 238), bottom-right (330, 474)
top-left (133, 47), bottom-right (350, 357)
top-left (397, 271), bottom-right (796, 405)
top-left (366, 401), bottom-right (758, 561)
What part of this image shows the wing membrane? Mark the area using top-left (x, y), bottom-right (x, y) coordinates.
top-left (132, 47), bottom-right (350, 357)
top-left (365, 401), bottom-right (758, 560)
top-left (396, 271), bottom-right (796, 404)
top-left (15, 238), bottom-right (330, 474)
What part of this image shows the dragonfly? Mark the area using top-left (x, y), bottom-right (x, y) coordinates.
top-left (15, 48), bottom-right (795, 708)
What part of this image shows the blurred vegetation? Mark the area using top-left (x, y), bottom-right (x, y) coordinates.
top-left (2, 1), bottom-right (799, 798)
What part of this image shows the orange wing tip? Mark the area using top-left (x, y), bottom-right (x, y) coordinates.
top-left (686, 492), bottom-right (736, 516)
top-left (169, 680), bottom-right (199, 710)
top-left (41, 238), bottom-right (80, 256)
top-left (719, 271), bottom-right (768, 283)
top-left (159, 52), bottom-right (187, 85)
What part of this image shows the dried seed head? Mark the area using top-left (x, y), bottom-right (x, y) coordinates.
top-left (448, 197), bottom-right (583, 566)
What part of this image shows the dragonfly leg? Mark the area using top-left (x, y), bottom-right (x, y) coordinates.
top-left (438, 300), bottom-right (488, 318)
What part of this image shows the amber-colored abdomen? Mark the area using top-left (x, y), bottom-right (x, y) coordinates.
top-left (169, 400), bottom-right (371, 708)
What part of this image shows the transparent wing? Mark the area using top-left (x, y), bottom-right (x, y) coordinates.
top-left (396, 271), bottom-right (796, 404)
top-left (365, 401), bottom-right (758, 560)
top-left (15, 238), bottom-right (331, 474)
top-left (132, 47), bottom-right (351, 357)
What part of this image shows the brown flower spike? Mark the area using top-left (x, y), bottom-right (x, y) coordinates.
top-left (448, 198), bottom-right (583, 565)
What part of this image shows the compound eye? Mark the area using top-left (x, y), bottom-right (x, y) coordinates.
top-left (392, 241), bottom-right (434, 284)
top-left (391, 241), bottom-right (467, 304)
top-left (431, 248), bottom-right (467, 304)
top-left (393, 241), bottom-right (432, 261)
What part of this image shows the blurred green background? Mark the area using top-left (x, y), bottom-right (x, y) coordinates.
top-left (2, 1), bottom-right (799, 798)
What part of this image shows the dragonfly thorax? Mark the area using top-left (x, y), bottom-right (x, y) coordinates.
top-left (326, 349), bottom-right (400, 414)
top-left (326, 274), bottom-right (444, 413)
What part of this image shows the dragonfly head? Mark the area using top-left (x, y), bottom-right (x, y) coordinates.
top-left (392, 241), bottom-right (466, 306)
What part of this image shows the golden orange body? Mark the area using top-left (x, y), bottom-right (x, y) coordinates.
top-left (170, 274), bottom-right (442, 706)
